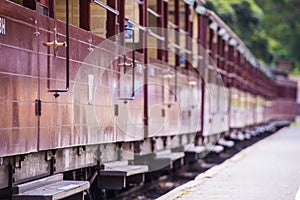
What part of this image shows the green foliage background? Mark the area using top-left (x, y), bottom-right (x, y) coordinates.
top-left (205, 0), bottom-right (300, 73)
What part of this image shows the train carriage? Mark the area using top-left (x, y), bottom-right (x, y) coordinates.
top-left (0, 0), bottom-right (297, 199)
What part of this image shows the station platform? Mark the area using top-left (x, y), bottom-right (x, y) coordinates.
top-left (157, 125), bottom-right (300, 200)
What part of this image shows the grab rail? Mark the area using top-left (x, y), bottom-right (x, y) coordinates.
top-left (45, 0), bottom-right (70, 98)
top-left (119, 27), bottom-right (135, 101)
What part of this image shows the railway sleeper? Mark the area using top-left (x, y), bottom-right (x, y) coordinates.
top-left (12, 173), bottom-right (90, 200)
top-left (97, 160), bottom-right (148, 190)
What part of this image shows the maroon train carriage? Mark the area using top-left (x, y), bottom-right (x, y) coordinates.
top-left (273, 75), bottom-right (298, 121)
top-left (0, 0), bottom-right (297, 199)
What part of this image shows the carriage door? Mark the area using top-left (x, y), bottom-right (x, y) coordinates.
top-left (0, 1), bottom-right (40, 159)
top-left (38, 0), bottom-right (71, 150)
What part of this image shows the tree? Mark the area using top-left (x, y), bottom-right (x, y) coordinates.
top-left (206, 0), bottom-right (273, 64)
top-left (254, 0), bottom-right (300, 69)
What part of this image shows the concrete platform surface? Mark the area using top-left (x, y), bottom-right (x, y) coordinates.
top-left (157, 126), bottom-right (300, 200)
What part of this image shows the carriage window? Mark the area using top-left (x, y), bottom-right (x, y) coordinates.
top-left (168, 0), bottom-right (184, 28)
top-left (10, 0), bottom-right (24, 6)
top-left (39, 4), bottom-right (48, 16)
top-left (56, 0), bottom-right (80, 27)
top-left (125, 1), bottom-right (140, 44)
top-left (148, 9), bottom-right (159, 59)
top-left (10, 0), bottom-right (36, 10)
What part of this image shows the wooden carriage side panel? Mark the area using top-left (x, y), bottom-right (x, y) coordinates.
top-left (0, 1), bottom-right (39, 157)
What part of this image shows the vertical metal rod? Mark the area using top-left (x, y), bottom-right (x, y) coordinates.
top-left (128, 28), bottom-right (135, 98)
top-left (228, 41), bottom-right (234, 133)
top-left (142, 0), bottom-right (149, 138)
top-left (174, 0), bottom-right (180, 67)
top-left (132, 31), bottom-right (135, 98)
top-left (174, 0), bottom-right (180, 102)
top-left (198, 14), bottom-right (208, 137)
top-left (163, 0), bottom-right (168, 62)
top-left (66, 0), bottom-right (70, 92)
top-left (197, 13), bottom-right (202, 137)
top-left (184, 2), bottom-right (190, 70)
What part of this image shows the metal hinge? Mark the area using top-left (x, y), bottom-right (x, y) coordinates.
top-left (162, 109), bottom-right (165, 117)
top-left (114, 104), bottom-right (119, 116)
top-left (35, 99), bottom-right (42, 116)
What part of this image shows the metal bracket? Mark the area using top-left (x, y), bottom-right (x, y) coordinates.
top-left (45, 150), bottom-right (56, 161)
top-left (34, 31), bottom-right (40, 37)
top-left (77, 146), bottom-right (86, 156)
top-left (114, 104), bottom-right (119, 116)
top-left (13, 155), bottom-right (25, 169)
top-left (35, 99), bottom-right (42, 116)
top-left (162, 108), bottom-right (165, 117)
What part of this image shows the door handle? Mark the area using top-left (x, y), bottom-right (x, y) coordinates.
top-left (43, 28), bottom-right (67, 56)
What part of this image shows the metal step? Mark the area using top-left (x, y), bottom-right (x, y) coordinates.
top-left (98, 160), bottom-right (148, 190)
top-left (12, 174), bottom-right (90, 200)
